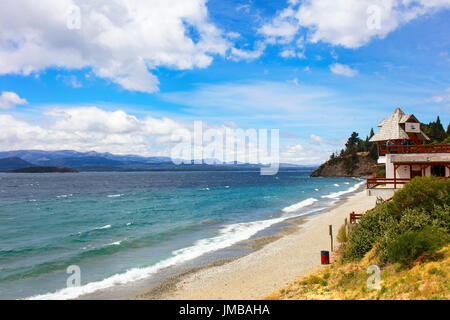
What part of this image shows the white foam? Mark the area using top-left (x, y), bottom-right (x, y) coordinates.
top-left (334, 184), bottom-right (340, 187)
top-left (107, 194), bottom-right (123, 198)
top-left (108, 241), bottom-right (122, 246)
top-left (314, 188), bottom-right (319, 191)
top-left (281, 198), bottom-right (318, 213)
top-left (56, 194), bottom-right (72, 198)
top-left (95, 225), bottom-right (111, 230)
top-left (27, 203), bottom-right (323, 300)
top-left (321, 181), bottom-right (365, 199)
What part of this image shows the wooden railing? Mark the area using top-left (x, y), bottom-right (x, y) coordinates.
top-left (348, 197), bottom-right (393, 230)
top-left (379, 144), bottom-right (450, 156)
top-left (366, 177), bottom-right (411, 189)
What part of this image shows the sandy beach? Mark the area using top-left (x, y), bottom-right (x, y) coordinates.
top-left (136, 190), bottom-right (376, 300)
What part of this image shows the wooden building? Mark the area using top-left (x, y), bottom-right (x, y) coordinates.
top-left (366, 108), bottom-right (450, 198)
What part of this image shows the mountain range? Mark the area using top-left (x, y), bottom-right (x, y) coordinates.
top-left (0, 150), bottom-right (314, 172)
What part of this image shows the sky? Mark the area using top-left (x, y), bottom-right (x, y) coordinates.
top-left (0, 0), bottom-right (449, 165)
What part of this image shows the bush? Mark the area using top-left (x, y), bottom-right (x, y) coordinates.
top-left (376, 205), bottom-right (449, 263)
top-left (337, 224), bottom-right (348, 243)
top-left (386, 227), bottom-right (448, 267)
top-left (389, 176), bottom-right (450, 217)
top-left (343, 203), bottom-right (396, 260)
top-left (344, 177), bottom-right (450, 263)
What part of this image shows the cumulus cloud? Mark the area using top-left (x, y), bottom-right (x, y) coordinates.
top-left (0, 0), bottom-right (231, 93)
top-left (259, 0), bottom-right (450, 50)
top-left (0, 91), bottom-right (28, 109)
top-left (0, 106), bottom-right (190, 155)
top-left (329, 63), bottom-right (358, 77)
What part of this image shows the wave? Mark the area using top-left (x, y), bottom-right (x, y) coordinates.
top-left (334, 184), bottom-right (340, 187)
top-left (56, 194), bottom-right (72, 198)
top-left (107, 241), bottom-right (122, 246)
top-left (107, 194), bottom-right (123, 198)
top-left (281, 198), bottom-right (318, 213)
top-left (95, 225), bottom-right (111, 230)
top-left (321, 181), bottom-right (365, 199)
top-left (27, 203), bottom-right (324, 300)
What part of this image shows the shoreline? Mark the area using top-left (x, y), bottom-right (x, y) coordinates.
top-left (134, 188), bottom-right (376, 300)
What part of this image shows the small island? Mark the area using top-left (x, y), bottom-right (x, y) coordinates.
top-left (7, 166), bottom-right (79, 173)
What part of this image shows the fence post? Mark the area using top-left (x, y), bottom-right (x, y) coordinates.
top-left (329, 225), bottom-right (333, 252)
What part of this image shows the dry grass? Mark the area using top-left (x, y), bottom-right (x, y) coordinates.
top-left (267, 245), bottom-right (450, 300)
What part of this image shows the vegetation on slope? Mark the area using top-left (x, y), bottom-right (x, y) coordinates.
top-left (268, 177), bottom-right (450, 300)
top-left (268, 245), bottom-right (450, 300)
top-left (311, 130), bottom-right (377, 177)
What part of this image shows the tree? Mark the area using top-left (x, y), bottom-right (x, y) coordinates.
top-left (345, 132), bottom-right (360, 154)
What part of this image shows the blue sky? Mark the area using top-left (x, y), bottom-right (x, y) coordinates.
top-left (0, 0), bottom-right (449, 164)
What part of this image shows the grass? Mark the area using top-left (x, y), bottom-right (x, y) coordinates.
top-left (266, 245), bottom-right (450, 300)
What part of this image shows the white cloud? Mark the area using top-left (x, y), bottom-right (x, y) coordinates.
top-left (280, 143), bottom-right (329, 165)
top-left (0, 91), bottom-right (28, 109)
top-left (0, 106), bottom-right (331, 164)
top-left (430, 88), bottom-right (450, 103)
top-left (329, 63), bottom-right (358, 77)
top-left (229, 42), bottom-right (266, 61)
top-left (260, 0), bottom-right (450, 50)
top-left (0, 0), bottom-right (231, 93)
top-left (310, 134), bottom-right (324, 144)
top-left (0, 107), bottom-right (191, 155)
top-left (259, 7), bottom-right (299, 44)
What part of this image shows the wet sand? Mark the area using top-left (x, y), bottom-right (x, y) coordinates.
top-left (136, 190), bottom-right (376, 300)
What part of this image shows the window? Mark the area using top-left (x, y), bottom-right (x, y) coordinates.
top-left (431, 165), bottom-right (446, 177)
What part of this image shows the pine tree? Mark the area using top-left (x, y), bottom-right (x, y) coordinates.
top-left (345, 132), bottom-right (359, 154)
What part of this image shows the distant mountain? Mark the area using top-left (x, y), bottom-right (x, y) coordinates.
top-left (8, 166), bottom-right (79, 173)
top-left (0, 157), bottom-right (34, 172)
top-left (0, 150), bottom-right (173, 164)
top-left (35, 156), bottom-right (127, 168)
top-left (0, 150), bottom-right (315, 172)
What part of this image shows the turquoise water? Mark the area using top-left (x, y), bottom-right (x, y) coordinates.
top-left (0, 170), bottom-right (363, 299)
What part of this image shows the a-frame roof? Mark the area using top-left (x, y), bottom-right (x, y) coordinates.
top-left (370, 108), bottom-right (430, 142)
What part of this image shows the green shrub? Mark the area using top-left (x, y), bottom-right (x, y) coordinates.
top-left (343, 203), bottom-right (396, 260)
top-left (337, 224), bottom-right (348, 243)
top-left (390, 176), bottom-right (450, 217)
top-left (385, 226), bottom-right (448, 267)
top-left (377, 205), bottom-right (450, 263)
top-left (344, 177), bottom-right (450, 263)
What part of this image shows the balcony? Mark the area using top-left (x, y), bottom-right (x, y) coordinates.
top-left (378, 144), bottom-right (450, 156)
top-left (366, 177), bottom-right (411, 189)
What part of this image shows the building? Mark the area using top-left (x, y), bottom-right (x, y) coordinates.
top-left (366, 108), bottom-right (450, 198)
